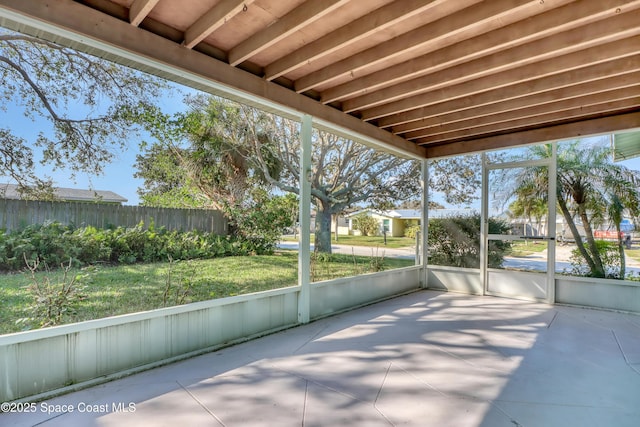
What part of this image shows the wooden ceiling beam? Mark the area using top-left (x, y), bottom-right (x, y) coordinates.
top-left (227, 0), bottom-right (349, 66)
top-left (183, 0), bottom-right (254, 49)
top-left (128, 0), bottom-right (159, 27)
top-left (294, 0), bottom-right (540, 93)
top-left (379, 56), bottom-right (640, 129)
top-left (0, 0), bottom-right (426, 158)
top-left (364, 37), bottom-right (640, 122)
top-left (424, 112), bottom-right (640, 158)
top-left (321, 0), bottom-right (640, 104)
top-left (263, 0), bottom-right (441, 81)
top-left (415, 98), bottom-right (640, 145)
top-left (396, 76), bottom-right (640, 136)
top-left (348, 9), bottom-right (640, 114)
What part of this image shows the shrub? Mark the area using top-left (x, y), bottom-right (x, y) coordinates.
top-left (18, 257), bottom-right (91, 329)
top-left (352, 213), bottom-right (379, 236)
top-left (225, 191), bottom-right (297, 254)
top-left (427, 214), bottom-right (510, 268)
top-left (404, 224), bottom-right (421, 239)
top-left (568, 240), bottom-right (621, 278)
top-left (0, 221), bottom-right (273, 272)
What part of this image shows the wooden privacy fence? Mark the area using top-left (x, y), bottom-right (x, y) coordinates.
top-left (0, 200), bottom-right (227, 235)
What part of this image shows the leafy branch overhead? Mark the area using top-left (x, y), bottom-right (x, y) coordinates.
top-left (0, 30), bottom-right (168, 198)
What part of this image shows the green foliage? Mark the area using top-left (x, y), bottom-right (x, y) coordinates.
top-left (352, 213), bottom-right (379, 236)
top-left (309, 249), bottom-right (390, 282)
top-left (428, 214), bottom-right (510, 268)
top-left (136, 95), bottom-right (421, 254)
top-left (514, 141), bottom-right (640, 278)
top-left (404, 224), bottom-right (421, 239)
top-left (0, 221), bottom-right (272, 272)
top-left (225, 191), bottom-right (298, 254)
top-left (0, 30), bottom-right (168, 195)
top-left (18, 257), bottom-right (90, 329)
top-left (0, 252), bottom-right (415, 334)
top-left (368, 247), bottom-right (387, 272)
top-left (568, 240), bottom-right (622, 279)
top-left (162, 257), bottom-right (194, 306)
top-left (429, 155), bottom-right (482, 206)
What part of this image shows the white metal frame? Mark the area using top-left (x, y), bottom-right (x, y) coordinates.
top-left (481, 145), bottom-right (557, 303)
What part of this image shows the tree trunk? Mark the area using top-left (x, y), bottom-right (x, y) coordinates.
top-left (314, 201), bottom-right (333, 253)
top-left (615, 225), bottom-right (626, 279)
top-left (557, 196), bottom-right (600, 276)
top-left (577, 205), bottom-right (605, 277)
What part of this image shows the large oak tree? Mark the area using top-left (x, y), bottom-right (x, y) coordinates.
top-left (0, 29), bottom-right (167, 198)
top-left (136, 95), bottom-right (421, 253)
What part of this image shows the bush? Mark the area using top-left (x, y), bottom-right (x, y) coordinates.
top-left (18, 257), bottom-right (91, 329)
top-left (404, 224), bottom-right (420, 239)
top-left (0, 221), bottom-right (272, 272)
top-left (225, 191), bottom-right (297, 255)
top-left (352, 213), bottom-right (379, 236)
top-left (428, 214), bottom-right (510, 268)
top-left (568, 240), bottom-right (621, 278)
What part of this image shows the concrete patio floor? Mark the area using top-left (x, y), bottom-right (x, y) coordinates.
top-left (3, 290), bottom-right (640, 426)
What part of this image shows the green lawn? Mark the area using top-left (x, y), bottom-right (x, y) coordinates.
top-left (0, 251), bottom-right (413, 335)
top-left (626, 248), bottom-right (640, 262)
top-left (507, 240), bottom-right (548, 257)
top-left (283, 234), bottom-right (416, 249)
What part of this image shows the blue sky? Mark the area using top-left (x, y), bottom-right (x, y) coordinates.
top-left (1, 61), bottom-right (637, 208)
top-left (0, 83), bottom-right (191, 205)
top-left (3, 88), bottom-right (638, 208)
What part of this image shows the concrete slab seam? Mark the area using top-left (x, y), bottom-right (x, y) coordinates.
top-left (176, 380), bottom-right (226, 426)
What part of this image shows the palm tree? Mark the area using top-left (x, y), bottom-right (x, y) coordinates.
top-left (514, 141), bottom-right (640, 278)
top-left (508, 185), bottom-right (548, 237)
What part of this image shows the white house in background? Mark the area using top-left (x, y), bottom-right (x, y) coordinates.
top-left (0, 183), bottom-right (128, 204)
top-left (345, 208), bottom-right (478, 237)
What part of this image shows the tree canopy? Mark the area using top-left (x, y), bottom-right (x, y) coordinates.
top-left (511, 142), bottom-right (640, 278)
top-left (0, 29), bottom-right (167, 198)
top-left (136, 95), bottom-right (421, 252)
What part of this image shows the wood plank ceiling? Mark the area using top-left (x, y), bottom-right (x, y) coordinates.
top-left (1, 0), bottom-right (639, 158)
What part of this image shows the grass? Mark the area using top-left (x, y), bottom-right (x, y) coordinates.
top-left (626, 247), bottom-right (640, 262)
top-left (282, 234), bottom-right (416, 249)
top-left (0, 251), bottom-right (413, 335)
top-left (507, 240), bottom-right (548, 257)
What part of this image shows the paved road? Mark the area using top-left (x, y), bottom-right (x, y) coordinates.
top-left (278, 241), bottom-right (416, 259)
top-left (279, 241), bottom-right (640, 275)
top-left (503, 253), bottom-right (640, 275)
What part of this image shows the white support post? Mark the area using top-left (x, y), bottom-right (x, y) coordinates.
top-left (480, 153), bottom-right (488, 296)
top-left (298, 114), bottom-right (312, 323)
top-left (420, 159), bottom-right (429, 288)
top-left (547, 142), bottom-right (558, 304)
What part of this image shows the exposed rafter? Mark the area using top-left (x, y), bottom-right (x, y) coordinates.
top-left (183, 0), bottom-right (254, 49)
top-left (349, 10), bottom-right (640, 115)
top-left (263, 0), bottom-right (443, 81)
top-left (0, 0), bottom-right (638, 159)
top-left (321, 0), bottom-right (640, 104)
top-left (129, 0), bottom-right (160, 27)
top-left (363, 38), bottom-right (640, 122)
top-left (227, 0), bottom-right (349, 66)
top-left (294, 0), bottom-right (559, 93)
top-left (398, 77), bottom-right (640, 138)
top-left (424, 112), bottom-right (640, 158)
top-left (416, 97), bottom-right (640, 145)
top-left (377, 54), bottom-right (640, 129)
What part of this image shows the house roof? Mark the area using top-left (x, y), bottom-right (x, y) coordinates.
top-left (0, 1), bottom-right (637, 160)
top-left (0, 184), bottom-right (128, 203)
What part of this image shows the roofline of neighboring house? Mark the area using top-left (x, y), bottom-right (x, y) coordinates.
top-left (0, 183), bottom-right (128, 204)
